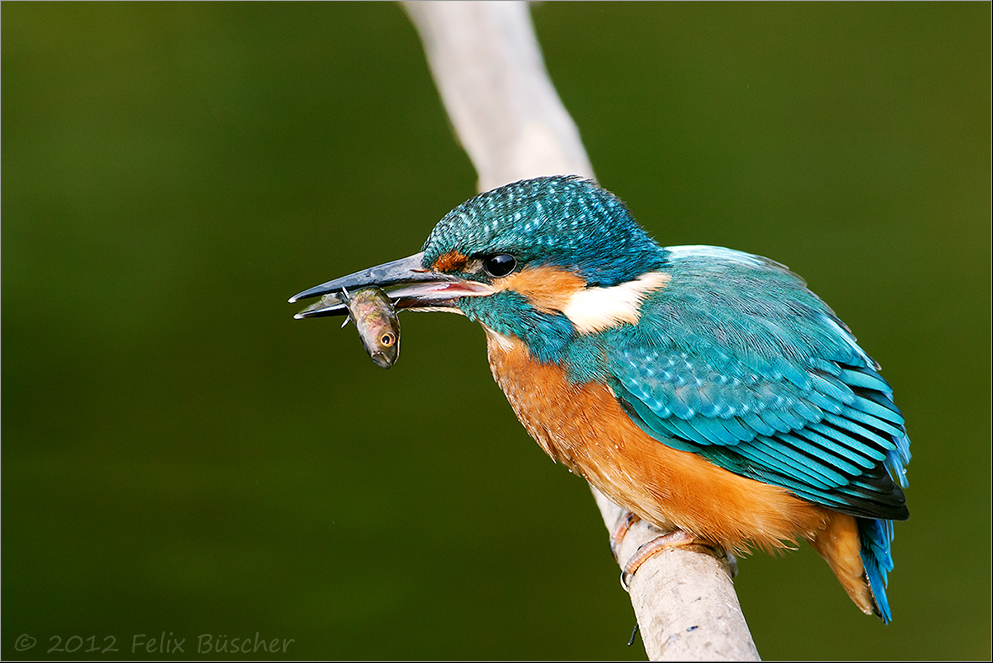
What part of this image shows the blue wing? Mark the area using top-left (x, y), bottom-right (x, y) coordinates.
top-left (605, 246), bottom-right (910, 520)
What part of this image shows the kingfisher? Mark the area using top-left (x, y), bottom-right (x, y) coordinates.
top-left (289, 176), bottom-right (910, 622)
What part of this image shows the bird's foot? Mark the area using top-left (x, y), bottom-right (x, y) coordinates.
top-left (620, 530), bottom-right (725, 590)
top-left (609, 510), bottom-right (641, 562)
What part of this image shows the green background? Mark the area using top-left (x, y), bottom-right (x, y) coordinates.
top-left (3, 3), bottom-right (990, 660)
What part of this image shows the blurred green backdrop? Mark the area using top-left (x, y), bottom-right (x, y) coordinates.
top-left (3, 2), bottom-right (990, 660)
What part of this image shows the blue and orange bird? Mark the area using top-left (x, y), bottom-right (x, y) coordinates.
top-left (290, 176), bottom-right (910, 622)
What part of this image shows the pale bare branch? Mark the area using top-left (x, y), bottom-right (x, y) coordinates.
top-left (404, 3), bottom-right (760, 659)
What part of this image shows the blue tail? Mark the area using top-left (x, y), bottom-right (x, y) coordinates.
top-left (858, 429), bottom-right (909, 623)
top-left (858, 517), bottom-right (896, 623)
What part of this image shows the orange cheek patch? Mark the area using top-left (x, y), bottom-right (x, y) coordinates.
top-left (496, 265), bottom-right (585, 314)
top-left (432, 251), bottom-right (469, 272)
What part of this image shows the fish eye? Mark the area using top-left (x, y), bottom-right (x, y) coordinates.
top-left (483, 253), bottom-right (517, 278)
top-left (380, 332), bottom-right (396, 347)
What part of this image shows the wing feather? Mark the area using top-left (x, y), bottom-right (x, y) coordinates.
top-left (604, 246), bottom-right (911, 520)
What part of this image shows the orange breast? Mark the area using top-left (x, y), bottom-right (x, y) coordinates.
top-left (483, 328), bottom-right (834, 554)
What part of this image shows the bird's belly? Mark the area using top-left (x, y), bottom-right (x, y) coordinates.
top-left (483, 328), bottom-right (829, 552)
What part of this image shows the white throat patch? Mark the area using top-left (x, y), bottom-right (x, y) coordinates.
top-left (562, 272), bottom-right (670, 334)
top-left (482, 325), bottom-right (517, 352)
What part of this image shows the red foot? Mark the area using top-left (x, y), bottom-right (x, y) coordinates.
top-left (609, 510), bottom-right (641, 561)
top-left (621, 530), bottom-right (717, 590)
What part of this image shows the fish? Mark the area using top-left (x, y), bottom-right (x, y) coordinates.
top-left (342, 287), bottom-right (401, 369)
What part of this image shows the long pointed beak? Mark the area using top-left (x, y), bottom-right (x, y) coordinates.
top-left (289, 252), bottom-right (493, 319)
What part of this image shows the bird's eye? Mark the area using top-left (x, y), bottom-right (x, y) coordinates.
top-left (482, 253), bottom-right (517, 278)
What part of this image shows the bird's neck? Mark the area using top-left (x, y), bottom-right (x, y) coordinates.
top-left (481, 326), bottom-right (582, 467)
top-left (460, 265), bottom-right (671, 365)
top-left (459, 289), bottom-right (575, 365)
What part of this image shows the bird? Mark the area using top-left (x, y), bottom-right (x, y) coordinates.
top-left (289, 175), bottom-right (910, 622)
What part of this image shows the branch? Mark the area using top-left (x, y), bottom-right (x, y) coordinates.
top-left (403, 0), bottom-right (593, 192)
top-left (592, 491), bottom-right (760, 661)
top-left (404, 2), bottom-right (760, 659)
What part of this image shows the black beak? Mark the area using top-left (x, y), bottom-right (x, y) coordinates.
top-left (289, 252), bottom-right (492, 319)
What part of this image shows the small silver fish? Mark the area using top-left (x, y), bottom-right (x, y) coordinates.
top-left (343, 287), bottom-right (401, 369)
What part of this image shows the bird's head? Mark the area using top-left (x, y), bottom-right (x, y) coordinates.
top-left (290, 176), bottom-right (669, 363)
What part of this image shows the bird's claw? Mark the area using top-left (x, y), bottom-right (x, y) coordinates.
top-left (620, 530), bottom-right (723, 591)
top-left (609, 510), bottom-right (640, 562)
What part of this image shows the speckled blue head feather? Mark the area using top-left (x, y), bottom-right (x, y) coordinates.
top-left (421, 176), bottom-right (667, 287)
